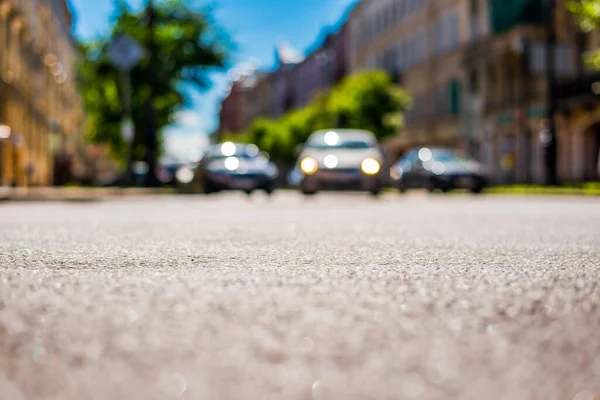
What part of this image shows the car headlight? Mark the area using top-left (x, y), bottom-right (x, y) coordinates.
top-left (300, 157), bottom-right (318, 174)
top-left (361, 158), bottom-right (380, 175)
top-left (224, 157), bottom-right (240, 171)
top-left (175, 167), bottom-right (195, 184)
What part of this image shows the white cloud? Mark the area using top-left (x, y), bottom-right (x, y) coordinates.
top-left (172, 110), bottom-right (204, 128)
top-left (162, 109), bottom-right (210, 164)
top-left (163, 131), bottom-right (208, 164)
top-left (225, 58), bottom-right (265, 83)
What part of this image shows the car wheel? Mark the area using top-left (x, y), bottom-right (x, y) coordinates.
top-left (204, 181), bottom-right (216, 194)
top-left (263, 183), bottom-right (276, 196)
top-left (471, 185), bottom-right (484, 194)
top-left (426, 178), bottom-right (441, 194)
top-left (300, 181), bottom-right (318, 196)
top-left (370, 186), bottom-right (382, 197)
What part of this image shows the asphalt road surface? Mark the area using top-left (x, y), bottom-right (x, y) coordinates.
top-left (1, 192), bottom-right (599, 400)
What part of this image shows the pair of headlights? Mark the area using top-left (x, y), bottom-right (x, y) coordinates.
top-left (300, 157), bottom-right (381, 175)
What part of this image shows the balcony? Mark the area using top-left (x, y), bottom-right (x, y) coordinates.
top-left (489, 0), bottom-right (545, 35)
top-left (555, 73), bottom-right (600, 111)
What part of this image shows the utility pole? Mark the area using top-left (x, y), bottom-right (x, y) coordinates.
top-left (120, 70), bottom-right (134, 186)
top-left (144, 0), bottom-right (161, 187)
top-left (519, 35), bottom-right (533, 184)
top-left (108, 33), bottom-right (143, 187)
top-left (544, 0), bottom-right (559, 186)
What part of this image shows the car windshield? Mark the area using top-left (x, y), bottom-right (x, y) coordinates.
top-left (431, 150), bottom-right (469, 163)
top-left (306, 140), bottom-right (374, 150)
top-left (208, 144), bottom-right (261, 160)
top-left (210, 151), bottom-right (257, 160)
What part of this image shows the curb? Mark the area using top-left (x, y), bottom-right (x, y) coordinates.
top-left (0, 187), bottom-right (175, 203)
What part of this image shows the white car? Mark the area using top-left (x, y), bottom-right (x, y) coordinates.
top-left (295, 129), bottom-right (386, 195)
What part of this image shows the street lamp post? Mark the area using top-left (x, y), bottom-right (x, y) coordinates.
top-left (11, 132), bottom-right (23, 187)
top-left (108, 31), bottom-right (144, 187)
top-left (144, 0), bottom-right (161, 187)
top-left (544, 0), bottom-right (559, 186)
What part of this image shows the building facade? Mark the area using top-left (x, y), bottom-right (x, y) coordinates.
top-left (217, 26), bottom-right (350, 136)
top-left (348, 0), bottom-right (477, 155)
top-left (347, 0), bottom-right (596, 183)
top-left (461, 0), bottom-right (582, 184)
top-left (271, 43), bottom-right (304, 118)
top-left (553, 3), bottom-right (600, 182)
top-left (218, 79), bottom-right (247, 136)
top-left (247, 71), bottom-right (272, 124)
top-left (0, 0), bottom-right (84, 187)
top-left (290, 25), bottom-right (349, 111)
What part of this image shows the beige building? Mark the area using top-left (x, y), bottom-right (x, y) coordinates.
top-left (348, 0), bottom-right (598, 183)
top-left (0, 0), bottom-right (84, 187)
top-left (251, 72), bottom-right (273, 122)
top-left (348, 0), bottom-right (464, 152)
top-left (553, 4), bottom-right (600, 182)
top-left (242, 71), bottom-right (273, 128)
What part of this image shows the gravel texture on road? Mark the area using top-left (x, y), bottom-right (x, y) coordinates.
top-left (0, 192), bottom-right (599, 400)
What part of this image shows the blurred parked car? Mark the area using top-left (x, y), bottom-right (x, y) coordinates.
top-left (195, 142), bottom-right (279, 195)
top-left (295, 129), bottom-right (386, 195)
top-left (390, 147), bottom-right (487, 193)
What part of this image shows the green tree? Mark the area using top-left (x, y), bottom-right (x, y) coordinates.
top-left (78, 0), bottom-right (230, 184)
top-left (220, 70), bottom-right (411, 166)
top-left (567, 0), bottom-right (600, 69)
top-left (328, 71), bottom-right (411, 138)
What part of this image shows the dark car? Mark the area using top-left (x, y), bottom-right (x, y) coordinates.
top-left (295, 129), bottom-right (386, 196)
top-left (390, 147), bottom-right (487, 194)
top-left (196, 142), bottom-right (279, 195)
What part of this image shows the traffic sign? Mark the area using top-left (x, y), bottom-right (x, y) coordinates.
top-left (108, 34), bottom-right (144, 71)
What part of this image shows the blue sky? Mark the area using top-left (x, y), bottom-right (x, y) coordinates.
top-left (69, 0), bottom-right (358, 162)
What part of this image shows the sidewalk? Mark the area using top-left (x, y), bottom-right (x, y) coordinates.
top-left (485, 183), bottom-right (600, 196)
top-left (0, 186), bottom-right (174, 202)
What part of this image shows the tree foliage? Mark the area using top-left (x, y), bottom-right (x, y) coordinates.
top-left (78, 0), bottom-right (230, 165)
top-left (220, 70), bottom-right (411, 166)
top-left (567, 0), bottom-right (600, 69)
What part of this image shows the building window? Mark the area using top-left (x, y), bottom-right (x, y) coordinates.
top-left (435, 12), bottom-right (460, 54)
top-left (447, 12), bottom-right (460, 50)
top-left (396, 42), bottom-right (404, 71)
top-left (416, 28), bottom-right (427, 64)
top-left (400, 0), bottom-right (407, 20)
top-left (411, 0), bottom-right (419, 13)
top-left (470, 0), bottom-right (480, 40)
top-left (435, 20), bottom-right (444, 54)
top-left (469, 68), bottom-right (479, 93)
top-left (4, 17), bottom-right (10, 52)
top-left (393, 0), bottom-right (400, 23)
top-left (405, 37), bottom-right (414, 68)
top-left (388, 47), bottom-right (398, 73)
top-left (409, 35), bottom-right (417, 66)
top-left (386, 4), bottom-right (394, 30)
top-left (448, 79), bottom-right (462, 115)
top-left (575, 31), bottom-right (588, 74)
